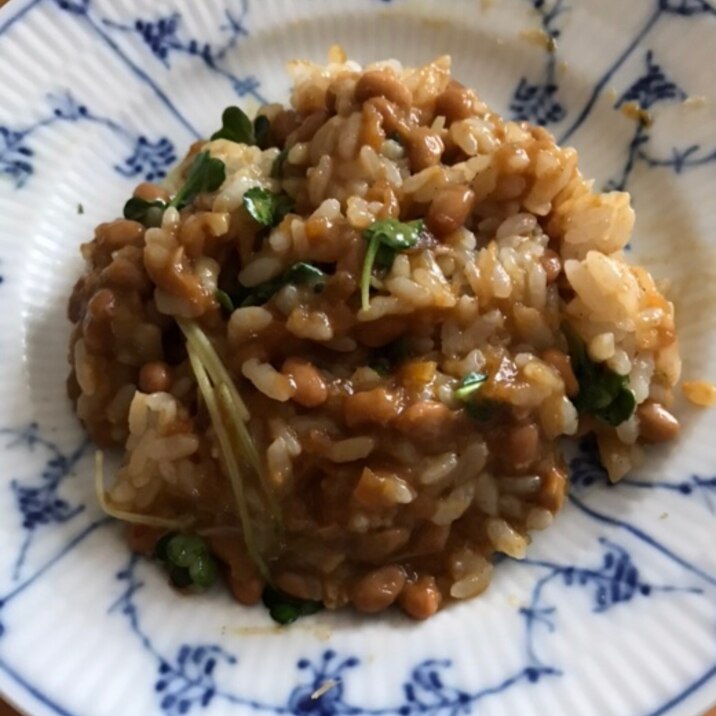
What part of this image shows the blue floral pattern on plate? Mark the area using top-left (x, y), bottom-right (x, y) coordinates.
top-left (509, 0), bottom-right (569, 126)
top-left (0, 91), bottom-right (176, 187)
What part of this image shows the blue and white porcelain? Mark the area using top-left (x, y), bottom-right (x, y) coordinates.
top-left (0, 1), bottom-right (715, 714)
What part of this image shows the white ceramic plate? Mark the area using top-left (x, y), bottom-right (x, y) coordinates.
top-left (1, 1), bottom-right (715, 715)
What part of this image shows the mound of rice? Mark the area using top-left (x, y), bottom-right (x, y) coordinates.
top-left (67, 53), bottom-right (680, 619)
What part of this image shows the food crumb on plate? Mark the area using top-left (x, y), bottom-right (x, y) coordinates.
top-left (225, 624), bottom-right (333, 640)
top-left (682, 95), bottom-right (707, 110)
top-left (311, 680), bottom-right (339, 700)
top-left (682, 380), bottom-right (716, 407)
top-left (620, 101), bottom-right (653, 126)
top-left (519, 28), bottom-right (556, 52)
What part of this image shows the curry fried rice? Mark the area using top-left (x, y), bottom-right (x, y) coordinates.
top-left (67, 54), bottom-right (681, 620)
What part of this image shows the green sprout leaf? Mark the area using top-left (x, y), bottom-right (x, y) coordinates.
top-left (242, 187), bottom-right (294, 227)
top-left (599, 387), bottom-right (637, 427)
top-left (271, 148), bottom-right (289, 179)
top-left (364, 218), bottom-right (424, 251)
top-left (188, 555), bottom-right (218, 590)
top-left (165, 533), bottom-right (207, 568)
top-left (465, 400), bottom-right (500, 422)
top-left (564, 324), bottom-right (636, 427)
top-left (154, 532), bottom-right (174, 562)
top-left (240, 262), bottom-right (328, 307)
top-left (369, 337), bottom-right (411, 376)
top-left (170, 151), bottom-right (226, 211)
top-left (282, 262), bottom-right (327, 291)
top-left (215, 289), bottom-right (236, 314)
top-left (370, 358), bottom-right (392, 377)
top-left (155, 532), bottom-right (218, 592)
top-left (360, 219), bottom-right (423, 311)
top-left (123, 197), bottom-right (167, 227)
top-left (211, 106), bottom-right (255, 144)
top-left (254, 115), bottom-right (271, 149)
top-left (453, 372), bottom-right (500, 421)
top-left (453, 372), bottom-right (488, 402)
top-left (169, 566), bottom-right (193, 589)
top-left (262, 586), bottom-right (323, 626)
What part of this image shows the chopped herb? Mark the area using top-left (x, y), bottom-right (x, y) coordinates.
top-left (164, 533), bottom-right (206, 567)
top-left (170, 151), bottom-right (226, 210)
top-left (271, 148), bottom-right (289, 178)
top-left (121, 152), bottom-right (224, 225)
top-left (154, 532), bottom-right (172, 561)
top-left (454, 372), bottom-right (488, 402)
top-left (188, 554), bottom-right (218, 589)
top-left (565, 325), bottom-right (636, 427)
top-left (374, 242), bottom-right (398, 270)
top-left (169, 566), bottom-right (194, 589)
top-left (453, 372), bottom-right (501, 421)
top-left (387, 337), bottom-right (411, 365)
top-left (241, 262), bottom-right (328, 307)
top-left (364, 218), bottom-right (424, 251)
top-left (77, 203), bottom-right (84, 215)
top-left (155, 532), bottom-right (218, 591)
top-left (238, 280), bottom-right (281, 308)
top-left (215, 289), bottom-right (236, 314)
top-left (369, 337), bottom-right (411, 376)
top-left (262, 586), bottom-right (323, 625)
top-left (283, 262), bottom-right (327, 290)
top-left (360, 219), bottom-right (423, 311)
top-left (211, 106), bottom-right (273, 148)
top-left (370, 358), bottom-right (392, 376)
top-left (123, 196), bottom-right (167, 227)
top-left (254, 115), bottom-right (271, 149)
top-left (599, 387), bottom-right (637, 427)
top-left (211, 106), bottom-right (255, 145)
top-left (465, 400), bottom-right (500, 422)
top-left (243, 186), bottom-right (294, 227)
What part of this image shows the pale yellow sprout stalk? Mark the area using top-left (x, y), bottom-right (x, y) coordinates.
top-left (95, 451), bottom-right (194, 530)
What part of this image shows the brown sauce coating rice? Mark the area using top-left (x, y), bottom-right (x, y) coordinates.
top-left (67, 55), bottom-right (681, 619)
